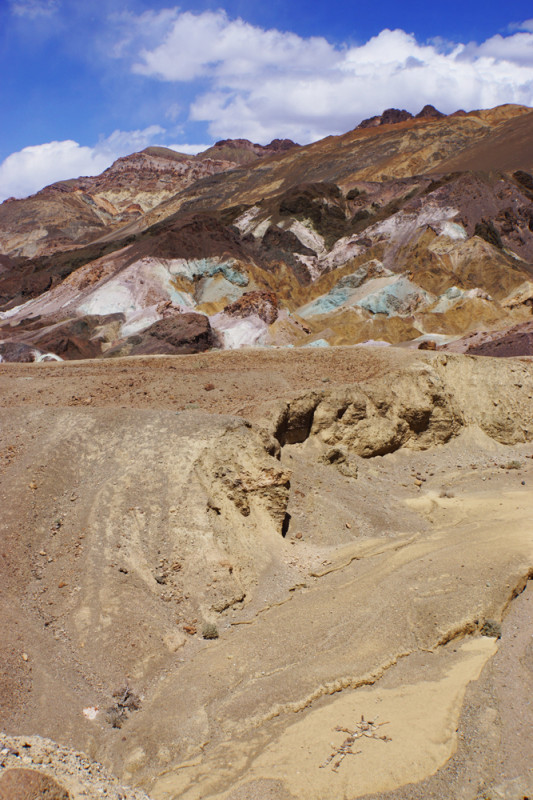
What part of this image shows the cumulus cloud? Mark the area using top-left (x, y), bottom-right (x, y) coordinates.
top-left (472, 31), bottom-right (533, 65)
top-left (117, 9), bottom-right (533, 143)
top-left (130, 9), bottom-right (336, 82)
top-left (0, 125), bottom-right (165, 202)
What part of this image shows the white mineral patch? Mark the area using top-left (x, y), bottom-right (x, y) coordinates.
top-left (303, 338), bottom-right (330, 347)
top-left (79, 280), bottom-right (136, 317)
top-left (34, 351), bottom-right (62, 362)
top-left (289, 220), bottom-right (326, 254)
top-left (466, 287), bottom-right (492, 300)
top-left (233, 206), bottom-right (262, 235)
top-left (439, 221), bottom-right (468, 240)
top-left (252, 219), bottom-right (272, 239)
top-left (365, 205), bottom-right (460, 247)
top-left (78, 258), bottom-right (195, 319)
top-left (0, 296), bottom-right (36, 319)
top-left (120, 306), bottom-right (161, 338)
top-left (324, 236), bottom-right (364, 269)
top-left (502, 281), bottom-right (533, 307)
top-left (295, 236), bottom-right (365, 282)
top-left (210, 314), bottom-right (268, 349)
top-left (356, 339), bottom-right (392, 347)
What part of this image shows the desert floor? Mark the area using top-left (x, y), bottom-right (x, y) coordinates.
top-left (0, 346), bottom-right (532, 800)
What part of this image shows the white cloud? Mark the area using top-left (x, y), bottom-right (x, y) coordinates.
top-left (117, 9), bottom-right (533, 144)
top-left (472, 31), bottom-right (533, 65)
top-left (10, 0), bottom-right (59, 18)
top-left (165, 102), bottom-right (182, 122)
top-left (509, 19), bottom-right (533, 33)
top-left (131, 9), bottom-right (336, 82)
top-left (0, 126), bottom-right (165, 202)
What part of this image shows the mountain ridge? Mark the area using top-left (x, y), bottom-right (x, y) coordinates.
top-left (1, 102), bottom-right (533, 361)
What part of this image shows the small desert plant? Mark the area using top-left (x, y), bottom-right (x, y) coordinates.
top-left (504, 460), bottom-right (522, 470)
top-left (480, 619), bottom-right (502, 639)
top-left (105, 685), bottom-right (141, 728)
top-left (105, 707), bottom-right (126, 729)
top-left (202, 622), bottom-right (219, 640)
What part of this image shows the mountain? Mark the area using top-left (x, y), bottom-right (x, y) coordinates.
top-left (2, 103), bottom-right (533, 800)
top-left (1, 103), bottom-right (533, 361)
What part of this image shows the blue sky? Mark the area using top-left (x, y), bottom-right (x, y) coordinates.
top-left (1, 0), bottom-right (533, 200)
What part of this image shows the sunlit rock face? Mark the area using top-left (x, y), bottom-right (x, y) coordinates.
top-left (2, 104), bottom-right (533, 359)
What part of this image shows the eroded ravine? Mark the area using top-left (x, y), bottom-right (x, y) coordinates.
top-left (1, 349), bottom-right (533, 800)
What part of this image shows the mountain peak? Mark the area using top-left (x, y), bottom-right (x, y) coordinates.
top-left (358, 105), bottom-right (445, 128)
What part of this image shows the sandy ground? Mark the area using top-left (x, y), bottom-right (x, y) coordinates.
top-left (0, 346), bottom-right (532, 800)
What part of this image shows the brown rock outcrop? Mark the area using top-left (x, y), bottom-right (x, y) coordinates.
top-left (416, 104), bottom-right (445, 119)
top-left (223, 291), bottom-right (279, 324)
top-left (200, 138), bottom-right (299, 165)
top-left (0, 341), bottom-right (41, 362)
top-left (465, 320), bottom-right (533, 357)
top-left (380, 108), bottom-right (414, 125)
top-left (358, 107), bottom-right (415, 128)
top-left (105, 312), bottom-right (214, 357)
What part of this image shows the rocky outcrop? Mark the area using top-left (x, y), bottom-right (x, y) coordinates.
top-left (0, 735), bottom-right (151, 800)
top-left (104, 313), bottom-right (214, 357)
top-left (27, 317), bottom-right (111, 360)
top-left (199, 138), bottom-right (299, 165)
top-left (359, 107), bottom-right (414, 128)
top-left (416, 104), bottom-right (445, 119)
top-left (358, 105), bottom-right (444, 129)
top-left (381, 107), bottom-right (414, 125)
top-left (223, 291), bottom-right (279, 324)
top-left (458, 320), bottom-right (533, 357)
top-left (274, 366), bottom-right (462, 456)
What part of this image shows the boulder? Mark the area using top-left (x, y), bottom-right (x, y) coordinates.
top-left (105, 312), bottom-right (215, 357)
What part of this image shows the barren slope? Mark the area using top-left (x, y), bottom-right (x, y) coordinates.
top-left (1, 347), bottom-right (532, 800)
